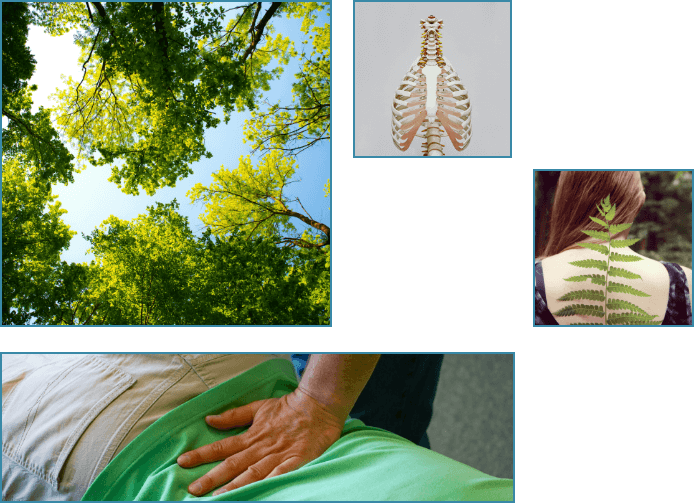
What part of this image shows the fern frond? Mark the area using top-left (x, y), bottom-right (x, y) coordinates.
top-left (569, 259), bottom-right (608, 271)
top-left (622, 320), bottom-right (662, 325)
top-left (590, 275), bottom-right (606, 286)
top-left (581, 230), bottom-right (610, 240)
top-left (564, 275), bottom-right (592, 283)
top-left (557, 289), bottom-right (605, 302)
top-left (608, 267), bottom-right (642, 280)
top-left (583, 218), bottom-right (610, 232)
top-left (564, 274), bottom-right (605, 285)
top-left (607, 314), bottom-right (655, 325)
top-left (553, 304), bottom-right (605, 317)
top-left (576, 242), bottom-right (609, 255)
top-left (609, 252), bottom-right (642, 262)
top-left (610, 238), bottom-right (641, 248)
top-left (606, 299), bottom-right (648, 314)
top-left (606, 282), bottom-right (650, 297)
top-left (608, 222), bottom-right (632, 234)
top-left (555, 194), bottom-right (656, 326)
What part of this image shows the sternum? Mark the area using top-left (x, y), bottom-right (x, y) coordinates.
top-left (422, 65), bottom-right (441, 115)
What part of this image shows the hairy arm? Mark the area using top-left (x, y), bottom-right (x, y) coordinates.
top-left (297, 354), bottom-right (380, 422)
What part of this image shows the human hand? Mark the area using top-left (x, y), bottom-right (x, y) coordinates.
top-left (177, 388), bottom-right (345, 496)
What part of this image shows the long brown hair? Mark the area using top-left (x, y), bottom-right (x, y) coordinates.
top-left (539, 171), bottom-right (646, 259)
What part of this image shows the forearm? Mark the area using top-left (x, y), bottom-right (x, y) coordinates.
top-left (296, 354), bottom-right (380, 422)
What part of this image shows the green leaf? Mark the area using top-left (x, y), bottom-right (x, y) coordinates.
top-left (569, 323), bottom-right (602, 325)
top-left (554, 193), bottom-right (660, 327)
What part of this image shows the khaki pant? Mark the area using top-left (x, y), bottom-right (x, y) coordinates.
top-left (2, 354), bottom-right (291, 501)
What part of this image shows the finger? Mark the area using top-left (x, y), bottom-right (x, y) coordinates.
top-left (177, 435), bottom-right (247, 468)
top-left (206, 400), bottom-right (267, 430)
top-left (264, 456), bottom-right (306, 480)
top-left (180, 401), bottom-right (266, 468)
top-left (187, 449), bottom-right (257, 496)
top-left (212, 454), bottom-right (283, 496)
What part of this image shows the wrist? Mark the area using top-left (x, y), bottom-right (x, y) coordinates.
top-left (289, 386), bottom-right (350, 426)
top-left (296, 354), bottom-right (380, 422)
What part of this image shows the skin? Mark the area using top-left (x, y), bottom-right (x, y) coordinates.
top-left (176, 389), bottom-right (343, 496)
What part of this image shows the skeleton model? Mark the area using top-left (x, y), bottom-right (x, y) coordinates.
top-left (391, 16), bottom-right (471, 156)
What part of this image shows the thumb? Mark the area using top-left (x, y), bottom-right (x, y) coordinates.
top-left (205, 399), bottom-right (267, 430)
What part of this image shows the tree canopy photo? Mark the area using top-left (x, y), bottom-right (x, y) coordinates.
top-left (2, 2), bottom-right (331, 325)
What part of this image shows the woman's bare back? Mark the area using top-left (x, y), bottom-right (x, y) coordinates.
top-left (540, 247), bottom-right (692, 325)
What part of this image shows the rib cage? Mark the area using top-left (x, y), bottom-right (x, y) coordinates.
top-left (391, 16), bottom-right (471, 155)
top-left (391, 62), bottom-right (427, 151)
top-left (435, 62), bottom-right (471, 151)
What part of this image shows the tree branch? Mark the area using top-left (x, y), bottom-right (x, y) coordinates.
top-left (2, 108), bottom-right (58, 155)
top-left (239, 2), bottom-right (282, 63)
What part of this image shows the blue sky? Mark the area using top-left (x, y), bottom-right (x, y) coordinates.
top-left (12, 3), bottom-right (330, 265)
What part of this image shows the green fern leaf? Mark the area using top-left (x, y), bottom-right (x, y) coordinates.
top-left (606, 299), bottom-right (648, 314)
top-left (608, 222), bottom-right (632, 234)
top-left (609, 252), bottom-right (642, 262)
top-left (553, 304), bottom-right (605, 317)
top-left (606, 282), bottom-right (650, 297)
top-left (557, 289), bottom-right (605, 302)
top-left (608, 267), bottom-right (642, 280)
top-left (564, 274), bottom-right (605, 284)
top-left (610, 238), bottom-right (642, 248)
top-left (564, 274), bottom-right (591, 282)
top-left (583, 218), bottom-right (610, 231)
top-left (589, 275), bottom-right (606, 285)
top-left (569, 259), bottom-right (608, 271)
top-left (554, 193), bottom-right (657, 326)
top-left (608, 313), bottom-right (657, 324)
top-left (579, 230), bottom-right (610, 244)
top-left (576, 242), bottom-right (609, 255)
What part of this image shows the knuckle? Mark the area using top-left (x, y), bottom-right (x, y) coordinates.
top-left (220, 456), bottom-right (239, 472)
top-left (209, 440), bottom-right (228, 457)
top-left (246, 463), bottom-right (263, 479)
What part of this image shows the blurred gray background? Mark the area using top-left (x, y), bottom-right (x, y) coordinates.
top-left (428, 354), bottom-right (514, 479)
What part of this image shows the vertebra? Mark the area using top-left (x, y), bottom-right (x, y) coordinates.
top-left (391, 16), bottom-right (471, 155)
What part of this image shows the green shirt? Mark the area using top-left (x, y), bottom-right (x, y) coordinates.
top-left (83, 359), bottom-right (513, 501)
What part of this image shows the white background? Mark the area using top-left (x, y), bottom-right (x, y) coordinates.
top-left (354, 2), bottom-right (511, 156)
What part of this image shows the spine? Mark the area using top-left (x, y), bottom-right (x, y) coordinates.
top-left (422, 117), bottom-right (444, 156)
top-left (391, 15), bottom-right (470, 154)
top-left (418, 16), bottom-right (445, 68)
top-left (417, 16), bottom-right (446, 157)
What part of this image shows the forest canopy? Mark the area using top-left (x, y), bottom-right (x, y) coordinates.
top-left (2, 2), bottom-right (331, 325)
